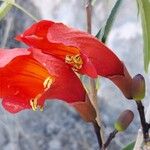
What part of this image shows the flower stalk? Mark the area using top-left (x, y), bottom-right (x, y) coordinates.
top-left (101, 129), bottom-right (118, 150)
top-left (136, 101), bottom-right (149, 142)
top-left (85, 0), bottom-right (104, 148)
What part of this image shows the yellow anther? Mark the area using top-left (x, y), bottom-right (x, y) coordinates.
top-left (30, 99), bottom-right (37, 111)
top-left (30, 94), bottom-right (42, 111)
top-left (65, 55), bottom-right (72, 62)
top-left (65, 54), bottom-right (83, 70)
top-left (39, 106), bottom-right (44, 112)
top-left (43, 76), bottom-right (53, 91)
top-left (73, 54), bottom-right (83, 64)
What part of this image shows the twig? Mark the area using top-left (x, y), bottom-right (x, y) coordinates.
top-left (93, 121), bottom-right (103, 148)
top-left (136, 101), bottom-right (149, 142)
top-left (102, 129), bottom-right (118, 150)
top-left (85, 0), bottom-right (105, 148)
top-left (134, 101), bottom-right (150, 150)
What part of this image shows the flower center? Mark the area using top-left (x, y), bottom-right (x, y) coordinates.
top-left (65, 54), bottom-right (83, 71)
top-left (30, 76), bottom-right (54, 111)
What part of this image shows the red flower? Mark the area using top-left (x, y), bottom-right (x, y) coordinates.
top-left (16, 20), bottom-right (124, 78)
top-left (0, 48), bottom-right (86, 113)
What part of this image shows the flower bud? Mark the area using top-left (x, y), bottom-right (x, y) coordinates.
top-left (114, 110), bottom-right (134, 132)
top-left (132, 74), bottom-right (145, 101)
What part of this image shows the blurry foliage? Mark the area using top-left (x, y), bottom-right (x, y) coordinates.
top-left (96, 0), bottom-right (123, 43)
top-left (0, 0), bottom-right (14, 20)
top-left (137, 0), bottom-right (150, 72)
top-left (122, 142), bottom-right (135, 150)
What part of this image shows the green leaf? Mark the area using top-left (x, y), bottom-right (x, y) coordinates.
top-left (122, 142), bottom-right (135, 150)
top-left (0, 1), bottom-right (13, 20)
top-left (0, 0), bottom-right (38, 22)
top-left (96, 0), bottom-right (123, 43)
top-left (137, 0), bottom-right (150, 72)
top-left (13, 2), bottom-right (38, 22)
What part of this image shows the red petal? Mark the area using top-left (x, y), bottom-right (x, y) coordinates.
top-left (2, 98), bottom-right (30, 113)
top-left (0, 48), bottom-right (30, 68)
top-left (0, 54), bottom-right (50, 112)
top-left (0, 49), bottom-right (86, 113)
top-left (46, 21), bottom-right (124, 77)
top-left (29, 48), bottom-right (86, 104)
top-left (16, 20), bottom-right (80, 59)
top-left (16, 20), bottom-right (124, 77)
top-left (109, 64), bottom-right (133, 99)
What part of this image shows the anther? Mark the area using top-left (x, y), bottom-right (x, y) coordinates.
top-left (65, 54), bottom-right (83, 70)
top-left (43, 76), bottom-right (53, 91)
top-left (30, 93), bottom-right (42, 111)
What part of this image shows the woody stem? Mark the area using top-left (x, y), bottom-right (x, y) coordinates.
top-left (136, 101), bottom-right (149, 142)
top-left (85, 0), bottom-right (105, 148)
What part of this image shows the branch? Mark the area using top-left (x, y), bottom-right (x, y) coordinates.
top-left (134, 101), bottom-right (150, 150)
top-left (85, 0), bottom-right (105, 148)
top-left (136, 101), bottom-right (149, 142)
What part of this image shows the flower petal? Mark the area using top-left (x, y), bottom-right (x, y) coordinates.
top-left (29, 48), bottom-right (86, 105)
top-left (46, 21), bottom-right (124, 77)
top-left (0, 49), bottom-right (86, 113)
top-left (72, 95), bottom-right (96, 122)
top-left (0, 48), bottom-right (30, 68)
top-left (0, 54), bottom-right (50, 112)
top-left (16, 20), bottom-right (124, 78)
top-left (109, 64), bottom-right (133, 99)
top-left (2, 98), bottom-right (30, 113)
top-left (16, 20), bottom-right (80, 59)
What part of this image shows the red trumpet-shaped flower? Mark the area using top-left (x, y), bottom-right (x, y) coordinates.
top-left (16, 20), bottom-right (124, 78)
top-left (0, 48), bottom-right (86, 113)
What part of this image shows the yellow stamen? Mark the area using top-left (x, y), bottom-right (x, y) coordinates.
top-left (30, 93), bottom-right (42, 111)
top-left (39, 106), bottom-right (44, 112)
top-left (30, 76), bottom-right (54, 111)
top-left (30, 99), bottom-right (37, 111)
top-left (43, 76), bottom-right (54, 91)
top-left (65, 54), bottom-right (83, 70)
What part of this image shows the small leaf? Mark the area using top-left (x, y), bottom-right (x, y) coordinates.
top-left (96, 0), bottom-right (123, 43)
top-left (0, 0), bottom-right (15, 21)
top-left (122, 142), bottom-right (135, 150)
top-left (137, 0), bottom-right (150, 72)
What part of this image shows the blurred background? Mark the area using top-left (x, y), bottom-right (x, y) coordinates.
top-left (0, 0), bottom-right (150, 149)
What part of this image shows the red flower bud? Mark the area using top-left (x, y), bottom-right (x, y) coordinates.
top-left (132, 74), bottom-right (145, 101)
top-left (114, 110), bottom-right (134, 132)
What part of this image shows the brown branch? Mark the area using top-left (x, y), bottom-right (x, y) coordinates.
top-left (93, 121), bottom-right (103, 148)
top-left (102, 129), bottom-right (118, 150)
top-left (85, 0), bottom-right (104, 149)
top-left (136, 101), bottom-right (149, 142)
